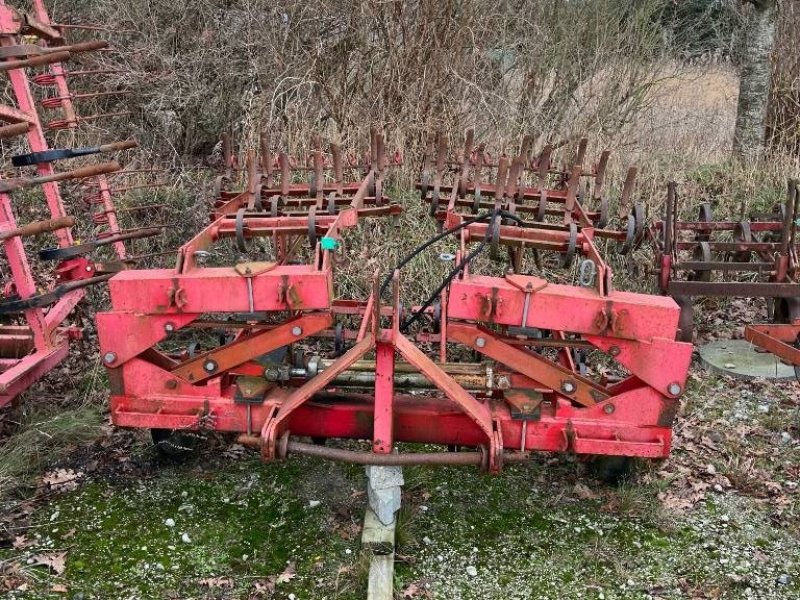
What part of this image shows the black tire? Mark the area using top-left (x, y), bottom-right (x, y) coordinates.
top-left (151, 428), bottom-right (200, 459)
top-left (587, 455), bottom-right (635, 486)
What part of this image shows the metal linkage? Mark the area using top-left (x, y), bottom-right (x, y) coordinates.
top-left (97, 128), bottom-right (691, 472)
top-left (651, 179), bottom-right (800, 342)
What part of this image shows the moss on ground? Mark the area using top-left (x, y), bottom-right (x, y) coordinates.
top-left (1, 454), bottom-right (367, 599)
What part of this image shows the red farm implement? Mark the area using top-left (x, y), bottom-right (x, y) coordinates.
top-left (651, 179), bottom-right (800, 342)
top-left (0, 0), bottom-right (156, 408)
top-left (97, 128), bottom-right (692, 471)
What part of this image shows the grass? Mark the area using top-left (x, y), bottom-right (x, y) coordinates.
top-left (0, 404), bottom-right (103, 501)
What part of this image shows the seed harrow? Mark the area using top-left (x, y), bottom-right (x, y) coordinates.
top-left (96, 128), bottom-right (693, 470)
top-left (0, 0), bottom-right (160, 407)
top-left (651, 178), bottom-right (800, 342)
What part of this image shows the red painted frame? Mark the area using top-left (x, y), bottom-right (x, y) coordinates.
top-left (98, 131), bottom-right (692, 471)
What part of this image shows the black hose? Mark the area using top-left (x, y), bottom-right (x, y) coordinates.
top-left (401, 209), bottom-right (503, 332)
top-left (379, 211), bottom-right (496, 298)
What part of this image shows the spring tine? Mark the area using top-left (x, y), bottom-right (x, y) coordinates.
top-left (47, 111), bottom-right (133, 129)
top-left (41, 90), bottom-right (130, 108)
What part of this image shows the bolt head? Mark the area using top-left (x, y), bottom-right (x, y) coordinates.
top-left (476, 337), bottom-right (486, 348)
top-left (164, 322), bottom-right (175, 333)
top-left (103, 352), bottom-right (117, 365)
top-left (561, 381), bottom-right (576, 394)
top-left (668, 382), bottom-right (682, 396)
top-left (203, 360), bottom-right (218, 373)
top-left (292, 326), bottom-right (303, 336)
top-left (603, 403), bottom-right (615, 414)
top-left (609, 345), bottom-right (620, 357)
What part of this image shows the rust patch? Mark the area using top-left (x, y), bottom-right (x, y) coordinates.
top-left (657, 397), bottom-right (680, 427)
top-left (107, 368), bottom-right (124, 396)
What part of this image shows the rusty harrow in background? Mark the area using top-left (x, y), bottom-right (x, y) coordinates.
top-left (96, 128), bottom-right (693, 471)
top-left (418, 129), bottom-right (644, 259)
top-left (651, 179), bottom-right (800, 342)
top-left (0, 0), bottom-right (161, 407)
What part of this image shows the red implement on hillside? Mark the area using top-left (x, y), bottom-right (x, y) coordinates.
top-left (97, 128), bottom-right (692, 471)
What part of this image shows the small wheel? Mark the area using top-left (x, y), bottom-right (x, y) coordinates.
top-left (633, 203), bottom-right (646, 239)
top-left (489, 217), bottom-right (502, 261)
top-left (618, 214), bottom-right (636, 255)
top-left (597, 195), bottom-right (609, 229)
top-left (697, 203), bottom-right (713, 242)
top-left (559, 222), bottom-right (577, 268)
top-left (587, 455), bottom-right (636, 486)
top-left (688, 241), bottom-right (712, 282)
top-left (151, 429), bottom-right (200, 459)
top-left (252, 184), bottom-right (264, 211)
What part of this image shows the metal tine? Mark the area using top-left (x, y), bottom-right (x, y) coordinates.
top-left (618, 166), bottom-right (638, 218)
top-left (665, 181), bottom-right (676, 255)
top-left (459, 128), bottom-right (474, 197)
top-left (40, 89), bottom-right (130, 108)
top-left (505, 155), bottom-right (524, 200)
top-left (46, 110), bottom-right (132, 130)
top-left (260, 131), bottom-right (273, 186)
top-left (593, 150), bottom-right (611, 199)
top-left (331, 143), bottom-right (343, 195)
top-left (536, 144), bottom-right (553, 186)
top-left (495, 155), bottom-right (509, 202)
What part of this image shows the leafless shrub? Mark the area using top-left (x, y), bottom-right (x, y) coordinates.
top-left (53, 0), bottom-right (674, 165)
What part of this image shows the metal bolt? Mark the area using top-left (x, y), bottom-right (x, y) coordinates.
top-left (668, 382), bottom-right (682, 396)
top-left (264, 367), bottom-right (280, 382)
top-left (103, 352), bottom-right (117, 365)
top-left (603, 403), bottom-right (615, 414)
top-left (85, 265), bottom-right (93, 272)
top-left (476, 337), bottom-right (486, 348)
top-left (292, 326), bottom-right (303, 336)
top-left (204, 360), bottom-right (218, 373)
top-left (496, 376), bottom-right (510, 390)
top-left (609, 345), bottom-right (621, 357)
top-left (164, 322), bottom-right (175, 333)
top-left (165, 380), bottom-right (178, 389)
top-left (561, 380), bottom-right (576, 394)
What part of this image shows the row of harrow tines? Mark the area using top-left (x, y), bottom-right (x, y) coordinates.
top-left (94, 127), bottom-right (692, 473)
top-left (208, 129), bottom-right (402, 260)
top-left (0, 0), bottom-right (164, 407)
top-left (651, 179), bottom-right (800, 342)
top-left (418, 129), bottom-right (645, 267)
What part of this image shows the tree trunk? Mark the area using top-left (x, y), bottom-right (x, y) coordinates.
top-left (733, 0), bottom-right (777, 158)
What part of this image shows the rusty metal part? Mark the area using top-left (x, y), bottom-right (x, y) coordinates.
top-left (0, 215), bottom-right (74, 241)
top-left (0, 161), bottom-right (120, 193)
